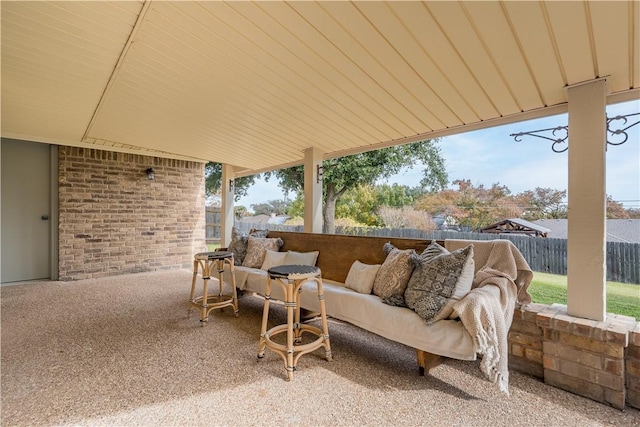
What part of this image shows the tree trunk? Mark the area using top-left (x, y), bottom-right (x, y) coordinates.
top-left (323, 186), bottom-right (338, 234)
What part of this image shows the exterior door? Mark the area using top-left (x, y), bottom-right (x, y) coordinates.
top-left (1, 139), bottom-right (51, 283)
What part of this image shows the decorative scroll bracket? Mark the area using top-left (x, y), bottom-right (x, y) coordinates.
top-left (510, 112), bottom-right (639, 153)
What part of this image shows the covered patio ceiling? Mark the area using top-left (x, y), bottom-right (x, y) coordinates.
top-left (2, 1), bottom-right (638, 177)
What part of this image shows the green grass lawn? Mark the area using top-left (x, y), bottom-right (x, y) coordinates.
top-left (529, 272), bottom-right (640, 320)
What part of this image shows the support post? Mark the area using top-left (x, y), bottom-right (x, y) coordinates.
top-left (221, 164), bottom-right (235, 248)
top-left (303, 147), bottom-right (323, 233)
top-left (566, 78), bottom-right (607, 321)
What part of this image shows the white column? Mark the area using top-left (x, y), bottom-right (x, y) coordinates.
top-left (303, 147), bottom-right (323, 233)
top-left (221, 164), bottom-right (235, 248)
top-left (566, 78), bottom-right (608, 321)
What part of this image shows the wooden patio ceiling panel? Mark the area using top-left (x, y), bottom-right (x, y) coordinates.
top-left (501, 2), bottom-right (566, 108)
top-left (87, 1), bottom-right (440, 169)
top-left (589, 1), bottom-right (636, 92)
top-left (545, 1), bottom-right (597, 86)
top-left (426, 1), bottom-right (519, 117)
top-left (1, 1), bottom-right (143, 144)
top-left (1, 1), bottom-right (638, 173)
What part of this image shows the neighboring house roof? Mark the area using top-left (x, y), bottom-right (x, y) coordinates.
top-left (239, 214), bottom-right (290, 226)
top-left (479, 218), bottom-right (551, 237)
top-left (533, 219), bottom-right (640, 243)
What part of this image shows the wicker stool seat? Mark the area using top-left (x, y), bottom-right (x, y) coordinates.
top-left (189, 251), bottom-right (238, 325)
top-left (258, 264), bottom-right (332, 380)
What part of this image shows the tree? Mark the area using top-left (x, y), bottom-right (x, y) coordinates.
top-left (335, 185), bottom-right (381, 226)
top-left (285, 191), bottom-right (305, 218)
top-left (517, 188), bottom-right (567, 220)
top-left (607, 196), bottom-right (631, 219)
top-left (377, 205), bottom-right (437, 230)
top-left (251, 200), bottom-right (290, 216)
top-left (415, 179), bottom-right (523, 230)
top-left (626, 208), bottom-right (640, 219)
top-left (205, 162), bottom-right (258, 202)
top-left (374, 183), bottom-right (423, 208)
top-left (265, 139), bottom-right (447, 233)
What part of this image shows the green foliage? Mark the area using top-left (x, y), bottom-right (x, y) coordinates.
top-left (251, 200), bottom-right (289, 216)
top-left (205, 162), bottom-right (258, 202)
top-left (265, 139), bottom-right (446, 232)
top-left (529, 272), bottom-right (640, 319)
top-left (335, 185), bottom-right (381, 226)
top-left (334, 183), bottom-right (425, 226)
top-left (285, 191), bottom-right (305, 218)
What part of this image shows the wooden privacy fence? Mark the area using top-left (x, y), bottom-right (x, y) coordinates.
top-left (231, 221), bottom-right (640, 284)
top-left (205, 207), bottom-right (221, 244)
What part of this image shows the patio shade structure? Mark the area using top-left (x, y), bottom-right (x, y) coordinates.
top-left (1, 1), bottom-right (639, 321)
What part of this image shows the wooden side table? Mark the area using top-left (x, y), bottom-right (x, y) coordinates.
top-left (258, 264), bottom-right (332, 380)
top-left (189, 251), bottom-right (238, 325)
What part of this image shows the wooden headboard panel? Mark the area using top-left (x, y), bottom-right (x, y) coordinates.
top-left (267, 231), bottom-right (440, 283)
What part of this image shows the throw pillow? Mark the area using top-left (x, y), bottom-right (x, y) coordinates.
top-left (227, 227), bottom-right (269, 265)
top-left (344, 260), bottom-right (381, 294)
top-left (242, 236), bottom-right (284, 269)
top-left (372, 243), bottom-right (416, 300)
top-left (284, 250), bottom-right (319, 266)
top-left (260, 249), bottom-right (287, 271)
top-left (404, 242), bottom-right (474, 324)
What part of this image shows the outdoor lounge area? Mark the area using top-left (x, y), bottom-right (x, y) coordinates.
top-left (2, 1), bottom-right (640, 425)
top-left (2, 269), bottom-right (640, 426)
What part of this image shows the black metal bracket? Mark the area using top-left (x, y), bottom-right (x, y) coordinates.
top-left (510, 112), bottom-right (638, 153)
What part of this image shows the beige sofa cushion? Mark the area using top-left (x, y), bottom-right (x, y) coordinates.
top-left (404, 242), bottom-right (474, 324)
top-left (372, 243), bottom-right (416, 300)
top-left (345, 261), bottom-right (381, 294)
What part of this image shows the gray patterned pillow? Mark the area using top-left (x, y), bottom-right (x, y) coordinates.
top-left (227, 228), bottom-right (269, 265)
top-left (242, 236), bottom-right (284, 268)
top-left (372, 243), bottom-right (416, 300)
top-left (404, 242), bottom-right (473, 324)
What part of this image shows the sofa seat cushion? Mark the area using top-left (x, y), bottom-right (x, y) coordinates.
top-left (299, 280), bottom-right (476, 361)
top-left (232, 266), bottom-right (476, 361)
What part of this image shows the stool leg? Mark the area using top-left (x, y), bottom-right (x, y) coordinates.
top-left (257, 276), bottom-right (272, 359)
top-left (227, 258), bottom-right (239, 317)
top-left (315, 278), bottom-right (333, 361)
top-left (285, 279), bottom-right (295, 381)
top-left (188, 259), bottom-right (198, 316)
top-left (293, 282), bottom-right (303, 344)
top-left (200, 260), bottom-right (211, 326)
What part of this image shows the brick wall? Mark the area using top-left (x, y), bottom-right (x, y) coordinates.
top-left (507, 303), bottom-right (639, 410)
top-left (509, 303), bottom-right (545, 378)
top-left (58, 147), bottom-right (206, 280)
top-left (628, 324), bottom-right (640, 409)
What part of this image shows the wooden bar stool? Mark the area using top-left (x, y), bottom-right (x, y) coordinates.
top-left (258, 264), bottom-right (332, 380)
top-left (189, 251), bottom-right (238, 326)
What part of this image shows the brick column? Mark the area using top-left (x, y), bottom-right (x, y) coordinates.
top-left (537, 304), bottom-right (636, 409)
top-left (628, 324), bottom-right (640, 409)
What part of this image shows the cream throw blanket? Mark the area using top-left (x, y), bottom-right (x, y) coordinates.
top-left (446, 239), bottom-right (533, 395)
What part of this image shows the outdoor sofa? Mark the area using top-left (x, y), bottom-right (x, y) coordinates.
top-left (222, 230), bottom-right (533, 393)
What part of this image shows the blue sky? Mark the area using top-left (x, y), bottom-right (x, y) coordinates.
top-left (237, 99), bottom-right (640, 210)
